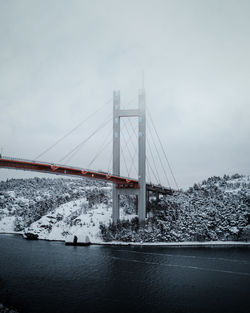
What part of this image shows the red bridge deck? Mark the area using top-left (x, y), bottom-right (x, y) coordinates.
top-left (0, 156), bottom-right (173, 194)
top-left (0, 156), bottom-right (139, 188)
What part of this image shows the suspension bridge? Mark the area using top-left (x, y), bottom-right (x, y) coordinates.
top-left (0, 89), bottom-right (178, 222)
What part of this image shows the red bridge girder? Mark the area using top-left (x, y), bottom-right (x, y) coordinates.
top-left (0, 157), bottom-right (139, 188)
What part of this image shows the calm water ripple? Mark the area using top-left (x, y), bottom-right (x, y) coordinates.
top-left (0, 234), bottom-right (250, 313)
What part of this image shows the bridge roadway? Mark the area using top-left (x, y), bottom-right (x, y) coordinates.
top-left (0, 156), bottom-right (173, 195)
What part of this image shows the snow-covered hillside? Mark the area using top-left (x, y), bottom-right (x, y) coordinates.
top-left (101, 174), bottom-right (250, 242)
top-left (0, 177), bottom-right (134, 242)
top-left (0, 174), bottom-right (249, 243)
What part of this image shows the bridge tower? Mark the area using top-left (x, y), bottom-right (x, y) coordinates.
top-left (112, 90), bottom-right (146, 223)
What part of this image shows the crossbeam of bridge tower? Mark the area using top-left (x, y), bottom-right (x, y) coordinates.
top-left (112, 89), bottom-right (146, 223)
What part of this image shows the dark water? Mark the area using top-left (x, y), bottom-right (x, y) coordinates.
top-left (0, 235), bottom-right (250, 313)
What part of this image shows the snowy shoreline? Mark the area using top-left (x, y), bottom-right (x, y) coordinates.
top-left (95, 240), bottom-right (250, 247)
top-left (1, 232), bottom-right (250, 248)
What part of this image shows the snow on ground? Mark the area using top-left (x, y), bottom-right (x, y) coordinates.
top-left (25, 197), bottom-right (135, 243)
top-left (99, 240), bottom-right (250, 247)
top-left (1, 175), bottom-right (249, 244)
top-left (0, 216), bottom-right (16, 233)
top-left (222, 175), bottom-right (250, 194)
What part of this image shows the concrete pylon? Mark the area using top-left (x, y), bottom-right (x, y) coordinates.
top-left (112, 90), bottom-right (121, 223)
top-left (112, 89), bottom-right (146, 223)
top-left (138, 91), bottom-right (146, 221)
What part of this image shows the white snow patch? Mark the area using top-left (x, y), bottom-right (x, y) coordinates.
top-left (0, 216), bottom-right (15, 232)
top-left (25, 197), bottom-right (135, 243)
top-left (5, 190), bottom-right (15, 198)
top-left (98, 241), bottom-right (250, 247)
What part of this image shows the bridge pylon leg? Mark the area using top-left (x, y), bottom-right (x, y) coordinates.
top-left (138, 90), bottom-right (146, 222)
top-left (112, 89), bottom-right (146, 223)
top-left (112, 90), bottom-right (121, 223)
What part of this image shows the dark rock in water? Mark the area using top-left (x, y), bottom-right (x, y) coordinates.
top-left (73, 235), bottom-right (78, 245)
top-left (24, 233), bottom-right (39, 240)
top-left (65, 235), bottom-right (91, 246)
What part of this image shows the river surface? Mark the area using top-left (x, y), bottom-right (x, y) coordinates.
top-left (0, 234), bottom-right (250, 313)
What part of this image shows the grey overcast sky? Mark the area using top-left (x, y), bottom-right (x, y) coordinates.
top-left (0, 0), bottom-right (249, 188)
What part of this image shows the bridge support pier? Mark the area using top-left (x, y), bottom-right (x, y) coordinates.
top-left (112, 89), bottom-right (146, 223)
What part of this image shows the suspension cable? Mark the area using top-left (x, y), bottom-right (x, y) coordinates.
top-left (123, 113), bottom-right (161, 185)
top-left (146, 134), bottom-right (161, 185)
top-left (108, 100), bottom-right (135, 174)
top-left (63, 115), bottom-right (112, 164)
top-left (126, 117), bottom-right (137, 143)
top-left (146, 156), bottom-right (159, 184)
top-left (107, 149), bottom-right (113, 173)
top-left (147, 106), bottom-right (179, 190)
top-left (87, 134), bottom-right (113, 168)
top-left (147, 118), bottom-right (171, 187)
top-left (125, 118), bottom-right (142, 179)
top-left (120, 128), bottom-right (136, 176)
top-left (128, 146), bottom-right (137, 177)
top-left (121, 118), bottom-right (138, 176)
top-left (59, 114), bottom-right (112, 163)
top-left (35, 98), bottom-right (112, 160)
top-left (123, 114), bottom-right (160, 185)
top-left (146, 157), bottom-right (152, 183)
top-left (124, 119), bottom-right (138, 170)
top-left (120, 146), bottom-right (130, 177)
top-left (109, 118), bottom-right (137, 177)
